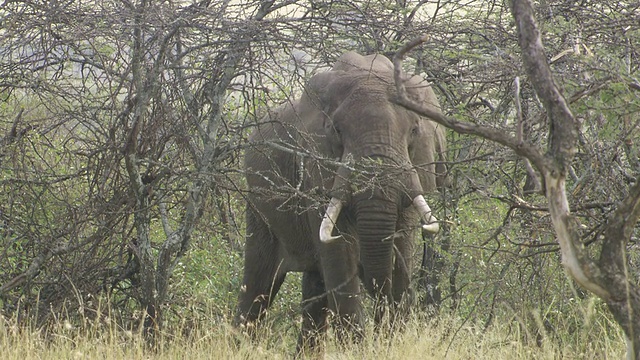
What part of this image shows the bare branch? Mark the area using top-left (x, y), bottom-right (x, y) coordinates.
top-left (392, 35), bottom-right (550, 174)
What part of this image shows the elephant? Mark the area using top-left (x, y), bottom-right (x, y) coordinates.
top-left (235, 51), bottom-right (447, 354)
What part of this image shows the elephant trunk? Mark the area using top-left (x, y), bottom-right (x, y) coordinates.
top-left (354, 191), bottom-right (399, 300)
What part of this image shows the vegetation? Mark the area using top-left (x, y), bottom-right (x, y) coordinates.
top-left (0, 0), bottom-right (639, 357)
top-left (0, 309), bottom-right (627, 359)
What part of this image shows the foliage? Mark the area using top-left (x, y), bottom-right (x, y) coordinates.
top-left (0, 0), bottom-right (639, 355)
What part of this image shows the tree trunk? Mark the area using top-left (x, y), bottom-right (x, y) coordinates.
top-left (120, 0), bottom-right (278, 339)
top-left (510, 1), bottom-right (640, 356)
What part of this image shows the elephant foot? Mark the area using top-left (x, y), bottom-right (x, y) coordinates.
top-left (295, 329), bottom-right (326, 360)
top-left (233, 313), bottom-right (259, 340)
top-left (330, 312), bottom-right (365, 346)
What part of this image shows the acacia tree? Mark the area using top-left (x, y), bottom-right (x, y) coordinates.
top-left (0, 0), bottom-right (290, 332)
top-left (394, 0), bottom-right (640, 356)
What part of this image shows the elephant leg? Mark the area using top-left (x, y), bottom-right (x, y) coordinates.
top-left (320, 241), bottom-right (364, 343)
top-left (296, 270), bottom-right (328, 358)
top-left (235, 209), bottom-right (287, 333)
top-left (391, 232), bottom-right (415, 326)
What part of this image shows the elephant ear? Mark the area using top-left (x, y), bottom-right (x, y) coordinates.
top-left (293, 69), bottom-right (354, 157)
top-left (406, 75), bottom-right (448, 192)
top-left (304, 71), bottom-right (350, 112)
top-left (433, 122), bottom-right (448, 189)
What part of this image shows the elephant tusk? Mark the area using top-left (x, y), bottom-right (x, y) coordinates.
top-left (319, 197), bottom-right (343, 243)
top-left (412, 195), bottom-right (440, 234)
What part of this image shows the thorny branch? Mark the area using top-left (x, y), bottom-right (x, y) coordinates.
top-left (394, 0), bottom-right (640, 356)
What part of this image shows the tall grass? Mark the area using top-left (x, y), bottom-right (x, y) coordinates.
top-left (0, 302), bottom-right (625, 360)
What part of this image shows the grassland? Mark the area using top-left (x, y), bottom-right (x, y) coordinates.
top-left (0, 306), bottom-right (625, 360)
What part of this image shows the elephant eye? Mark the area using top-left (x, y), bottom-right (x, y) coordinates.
top-left (325, 119), bottom-right (341, 136)
top-left (410, 126), bottom-right (419, 136)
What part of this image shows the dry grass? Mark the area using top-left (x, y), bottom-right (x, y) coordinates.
top-left (0, 308), bottom-right (626, 360)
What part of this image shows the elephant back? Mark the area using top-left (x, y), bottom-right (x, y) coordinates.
top-left (325, 51), bottom-right (441, 115)
top-left (332, 51), bottom-right (394, 74)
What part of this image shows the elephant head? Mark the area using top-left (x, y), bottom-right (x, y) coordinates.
top-left (237, 51), bottom-right (446, 352)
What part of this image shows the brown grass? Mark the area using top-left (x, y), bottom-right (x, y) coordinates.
top-left (0, 308), bottom-right (626, 360)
